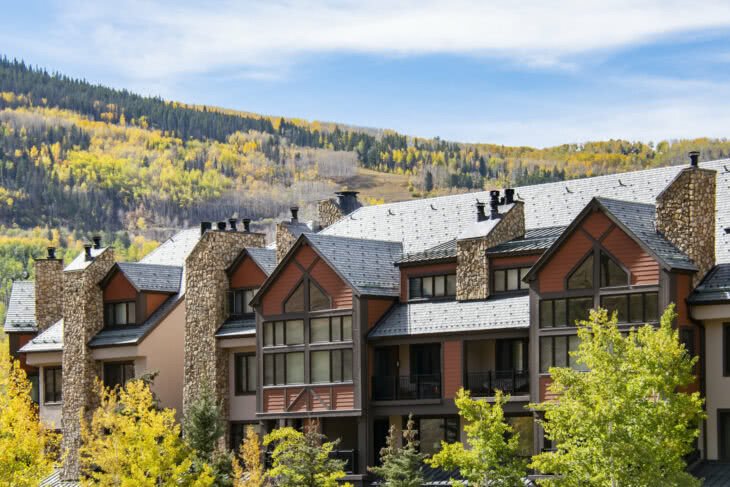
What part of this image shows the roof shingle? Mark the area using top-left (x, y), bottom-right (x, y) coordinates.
top-left (115, 262), bottom-right (182, 293)
top-left (19, 319), bottom-right (63, 353)
top-left (688, 263), bottom-right (730, 304)
top-left (3, 280), bottom-right (36, 333)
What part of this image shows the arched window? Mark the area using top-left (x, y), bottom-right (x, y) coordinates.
top-left (567, 253), bottom-right (593, 290)
top-left (600, 251), bottom-right (628, 287)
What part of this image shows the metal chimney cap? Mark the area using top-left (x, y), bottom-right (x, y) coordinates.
top-left (688, 151), bottom-right (700, 167)
top-left (84, 244), bottom-right (93, 261)
top-left (47, 247), bottom-right (57, 259)
top-left (335, 190), bottom-right (360, 196)
top-left (290, 207), bottom-right (299, 221)
top-left (92, 235), bottom-right (102, 249)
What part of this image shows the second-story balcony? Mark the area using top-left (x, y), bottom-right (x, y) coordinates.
top-left (465, 369), bottom-right (529, 396)
top-left (372, 374), bottom-right (442, 401)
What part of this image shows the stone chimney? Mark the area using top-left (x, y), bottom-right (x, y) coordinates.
top-left (60, 247), bottom-right (115, 481)
top-left (183, 225), bottom-right (265, 446)
top-left (456, 195), bottom-right (525, 301)
top-left (656, 152), bottom-right (716, 286)
top-left (35, 247), bottom-right (64, 333)
top-left (317, 191), bottom-right (361, 228)
top-left (276, 207), bottom-right (307, 263)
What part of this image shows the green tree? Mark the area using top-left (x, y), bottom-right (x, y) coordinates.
top-left (0, 339), bottom-right (58, 487)
top-left (427, 390), bottom-right (526, 487)
top-left (263, 420), bottom-right (351, 487)
top-left (530, 305), bottom-right (704, 487)
top-left (368, 414), bottom-right (426, 487)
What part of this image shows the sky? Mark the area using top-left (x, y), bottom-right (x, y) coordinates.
top-left (3, 0), bottom-right (730, 147)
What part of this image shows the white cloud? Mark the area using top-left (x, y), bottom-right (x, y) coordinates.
top-left (43, 0), bottom-right (730, 80)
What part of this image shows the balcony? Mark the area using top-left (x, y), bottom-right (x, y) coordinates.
top-left (465, 369), bottom-right (529, 397)
top-left (372, 374), bottom-right (442, 401)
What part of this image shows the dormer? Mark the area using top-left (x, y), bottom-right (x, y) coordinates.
top-left (225, 248), bottom-right (277, 319)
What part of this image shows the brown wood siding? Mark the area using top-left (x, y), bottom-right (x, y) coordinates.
top-left (539, 376), bottom-right (556, 402)
top-left (367, 298), bottom-right (395, 329)
top-left (539, 230), bottom-right (593, 293)
top-left (230, 256), bottom-right (268, 288)
top-left (310, 259), bottom-right (352, 309)
top-left (103, 272), bottom-right (136, 301)
top-left (145, 293), bottom-right (169, 319)
top-left (443, 341), bottom-right (462, 398)
top-left (9, 333), bottom-right (37, 373)
top-left (262, 263), bottom-right (303, 315)
top-left (368, 347), bottom-right (374, 400)
top-left (333, 385), bottom-right (355, 409)
top-left (675, 273), bottom-right (700, 393)
top-left (582, 210), bottom-right (613, 240)
top-left (311, 387), bottom-right (331, 411)
top-left (491, 255), bottom-right (540, 267)
top-left (295, 244), bottom-right (318, 270)
top-left (601, 226), bottom-right (659, 285)
top-left (263, 388), bottom-right (285, 412)
top-left (287, 388), bottom-right (307, 412)
top-left (400, 262), bottom-right (457, 302)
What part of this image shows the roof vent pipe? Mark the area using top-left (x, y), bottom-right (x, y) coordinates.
top-left (689, 151), bottom-right (700, 167)
top-left (92, 235), bottom-right (102, 249)
top-left (200, 221), bottom-right (212, 235)
top-left (243, 218), bottom-right (251, 233)
top-left (228, 218), bottom-right (238, 231)
top-left (489, 190), bottom-right (500, 219)
top-left (47, 247), bottom-right (56, 259)
top-left (84, 244), bottom-right (93, 261)
top-left (290, 206), bottom-right (299, 222)
top-left (217, 221), bottom-right (227, 231)
top-left (505, 188), bottom-right (515, 205)
top-left (476, 202), bottom-right (487, 222)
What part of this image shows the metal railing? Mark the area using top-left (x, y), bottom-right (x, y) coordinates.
top-left (329, 449), bottom-right (357, 474)
top-left (465, 369), bottom-right (529, 396)
top-left (372, 374), bottom-right (442, 400)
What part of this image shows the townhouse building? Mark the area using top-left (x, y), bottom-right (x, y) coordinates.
top-left (6, 156), bottom-right (729, 485)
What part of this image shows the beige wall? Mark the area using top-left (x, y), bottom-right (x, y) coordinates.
top-left (702, 317), bottom-right (730, 460)
top-left (228, 345), bottom-right (257, 422)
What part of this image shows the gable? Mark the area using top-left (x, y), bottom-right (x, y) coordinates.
top-left (103, 271), bottom-right (136, 301)
top-left (230, 256), bottom-right (268, 289)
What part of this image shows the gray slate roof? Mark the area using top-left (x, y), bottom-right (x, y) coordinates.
top-left (245, 247), bottom-right (277, 276)
top-left (487, 226), bottom-right (566, 255)
top-left (304, 233), bottom-right (403, 297)
top-left (40, 469), bottom-right (79, 487)
top-left (19, 319), bottom-right (63, 353)
top-left (690, 462), bottom-right (730, 486)
top-left (216, 317), bottom-right (256, 338)
top-left (397, 239), bottom-right (457, 265)
top-left (688, 263), bottom-right (730, 304)
top-left (369, 295), bottom-right (530, 338)
top-left (139, 228), bottom-right (201, 266)
top-left (3, 280), bottom-right (36, 332)
top-left (321, 159), bottom-right (730, 265)
top-left (115, 262), bottom-right (182, 293)
top-left (64, 247), bottom-right (107, 271)
top-left (596, 197), bottom-right (697, 271)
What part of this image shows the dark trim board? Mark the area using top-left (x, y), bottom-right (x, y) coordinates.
top-left (718, 409), bottom-right (730, 461)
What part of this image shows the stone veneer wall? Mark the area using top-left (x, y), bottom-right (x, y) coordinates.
top-left (183, 229), bottom-right (265, 444)
top-left (656, 167), bottom-right (716, 287)
top-left (35, 258), bottom-right (64, 332)
top-left (456, 203), bottom-right (525, 301)
top-left (275, 222), bottom-right (299, 263)
top-left (317, 199), bottom-right (345, 228)
top-left (61, 249), bottom-right (115, 481)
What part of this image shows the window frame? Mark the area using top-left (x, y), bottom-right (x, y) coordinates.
top-left (228, 287), bottom-right (259, 317)
top-left (263, 352), bottom-right (305, 386)
top-left (43, 366), bottom-right (62, 404)
top-left (565, 251), bottom-right (595, 290)
top-left (103, 361), bottom-right (135, 389)
top-left (263, 319), bottom-right (305, 347)
top-left (309, 315), bottom-right (353, 344)
top-left (407, 272), bottom-right (457, 301)
top-left (599, 291), bottom-right (659, 324)
top-left (408, 416), bottom-right (460, 455)
top-left (724, 323), bottom-right (730, 377)
top-left (104, 300), bottom-right (137, 328)
top-left (491, 266), bottom-right (531, 294)
top-left (539, 335), bottom-right (583, 374)
top-left (310, 348), bottom-right (353, 384)
top-left (234, 353), bottom-right (256, 395)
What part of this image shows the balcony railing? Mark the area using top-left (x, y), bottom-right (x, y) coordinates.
top-left (329, 449), bottom-right (357, 474)
top-left (465, 369), bottom-right (529, 396)
top-left (372, 374), bottom-right (442, 401)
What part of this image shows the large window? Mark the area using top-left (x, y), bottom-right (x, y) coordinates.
top-left (540, 297), bottom-right (592, 328)
top-left (412, 417), bottom-right (459, 456)
top-left (567, 254), bottom-right (593, 289)
top-left (600, 292), bottom-right (658, 324)
top-left (103, 361), bottom-right (135, 390)
top-left (263, 320), bottom-right (304, 346)
top-left (409, 274), bottom-right (456, 300)
top-left (493, 267), bottom-right (530, 293)
top-left (104, 301), bottom-right (136, 327)
top-left (263, 352), bottom-right (304, 385)
top-left (44, 366), bottom-right (62, 404)
top-left (234, 353), bottom-right (256, 395)
top-left (311, 349), bottom-right (353, 383)
top-left (228, 288), bottom-right (258, 316)
top-left (310, 316), bottom-right (352, 343)
top-left (600, 252), bottom-right (628, 287)
top-left (539, 335), bottom-right (587, 373)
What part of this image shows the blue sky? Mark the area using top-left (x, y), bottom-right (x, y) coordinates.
top-left (3, 0), bottom-right (730, 147)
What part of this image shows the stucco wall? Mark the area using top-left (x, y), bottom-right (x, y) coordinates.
top-left (38, 364), bottom-right (63, 429)
top-left (228, 345), bottom-right (257, 422)
top-left (703, 318), bottom-right (730, 460)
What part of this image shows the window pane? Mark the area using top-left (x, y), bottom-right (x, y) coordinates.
top-left (434, 275), bottom-right (446, 297)
top-left (554, 299), bottom-right (567, 327)
top-left (332, 350), bottom-right (343, 382)
top-left (227, 292), bottom-right (234, 314)
top-left (247, 356), bottom-right (256, 391)
top-left (343, 349), bottom-right (352, 381)
top-left (127, 301), bottom-right (136, 324)
top-left (494, 270), bottom-right (506, 292)
top-left (445, 417), bottom-right (459, 444)
top-left (554, 336), bottom-right (568, 368)
top-left (123, 363), bottom-right (135, 383)
top-left (507, 268), bottom-right (520, 290)
top-left (286, 353), bottom-right (304, 384)
top-left (540, 337), bottom-right (552, 374)
top-left (331, 317), bottom-right (342, 342)
top-left (310, 281), bottom-right (329, 311)
top-left (567, 254), bottom-right (593, 290)
top-left (311, 351), bottom-right (330, 383)
top-left (54, 369), bottom-right (62, 401)
top-left (569, 335), bottom-right (586, 371)
top-left (422, 277), bottom-right (433, 297)
top-left (540, 300), bottom-right (553, 328)
top-left (600, 252), bottom-right (628, 287)
top-left (446, 274), bottom-right (457, 296)
top-left (508, 417), bottom-right (534, 457)
top-left (601, 294), bottom-right (627, 323)
top-left (275, 354), bottom-right (285, 385)
top-left (568, 297), bottom-right (593, 325)
top-left (311, 317), bottom-right (330, 343)
top-left (645, 292), bottom-right (658, 322)
top-left (520, 268), bottom-right (530, 290)
top-left (342, 316), bottom-right (352, 341)
top-left (629, 293), bottom-right (644, 323)
top-left (285, 320), bottom-right (304, 345)
top-left (105, 303), bottom-right (113, 326)
top-left (420, 419), bottom-right (444, 456)
top-left (264, 355), bottom-right (274, 385)
top-left (284, 282), bottom-right (305, 312)
top-left (115, 302), bottom-right (127, 325)
top-left (235, 355), bottom-right (245, 394)
top-left (409, 278), bottom-right (422, 299)
top-left (44, 369), bottom-right (54, 403)
top-left (264, 322), bottom-right (274, 346)
top-left (275, 321), bottom-right (285, 346)
top-left (235, 292), bottom-right (243, 315)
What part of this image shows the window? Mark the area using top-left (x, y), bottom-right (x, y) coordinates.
top-left (44, 367), bottom-right (62, 403)
top-left (310, 282), bottom-right (330, 311)
top-left (230, 423), bottom-right (260, 453)
top-left (409, 274), bottom-right (457, 300)
top-left (600, 292), bottom-right (658, 324)
top-left (680, 327), bottom-right (696, 359)
top-left (103, 361), bottom-right (135, 389)
top-left (228, 288), bottom-right (258, 316)
top-left (29, 374), bottom-right (39, 404)
top-left (284, 282), bottom-right (305, 312)
top-left (539, 335), bottom-right (585, 373)
top-left (540, 298), bottom-right (591, 328)
top-left (263, 352), bottom-right (304, 385)
top-left (493, 267), bottom-right (530, 293)
top-left (600, 252), bottom-right (628, 287)
top-left (234, 353), bottom-right (256, 395)
top-left (104, 301), bottom-right (136, 327)
top-left (311, 349), bottom-right (353, 383)
top-left (724, 324), bottom-right (730, 377)
top-left (567, 254), bottom-right (593, 289)
top-left (412, 417), bottom-right (459, 455)
top-left (310, 316), bottom-right (352, 343)
top-left (263, 320), bottom-right (303, 346)
top-left (507, 417), bottom-right (534, 457)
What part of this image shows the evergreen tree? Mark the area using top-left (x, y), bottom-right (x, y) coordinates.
top-left (368, 415), bottom-right (426, 487)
